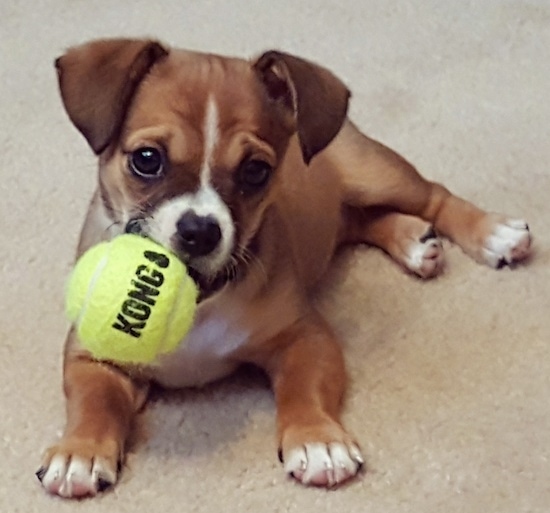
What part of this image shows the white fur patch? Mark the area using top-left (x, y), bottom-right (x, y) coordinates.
top-left (404, 236), bottom-right (445, 279)
top-left (200, 97), bottom-right (219, 185)
top-left (147, 187), bottom-right (235, 275)
top-left (41, 454), bottom-right (116, 498)
top-left (151, 305), bottom-right (248, 388)
top-left (284, 442), bottom-right (364, 488)
top-left (482, 218), bottom-right (531, 267)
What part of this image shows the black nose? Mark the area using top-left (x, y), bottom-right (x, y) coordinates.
top-left (176, 211), bottom-right (222, 257)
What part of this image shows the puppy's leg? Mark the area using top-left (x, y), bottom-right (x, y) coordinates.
top-left (346, 207), bottom-right (444, 278)
top-left (260, 313), bottom-right (363, 488)
top-left (332, 122), bottom-right (532, 268)
top-left (37, 331), bottom-right (147, 498)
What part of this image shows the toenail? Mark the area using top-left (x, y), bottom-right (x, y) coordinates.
top-left (97, 478), bottom-right (113, 493)
top-left (419, 227), bottom-right (437, 243)
top-left (35, 466), bottom-right (47, 483)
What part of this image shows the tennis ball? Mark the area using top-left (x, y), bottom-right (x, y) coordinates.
top-left (66, 234), bottom-right (198, 364)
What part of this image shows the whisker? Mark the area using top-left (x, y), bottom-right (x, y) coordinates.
top-left (105, 220), bottom-right (120, 230)
top-left (141, 200), bottom-right (155, 214)
top-left (236, 244), bottom-right (268, 283)
top-left (223, 255), bottom-right (239, 282)
top-left (103, 220), bottom-right (122, 237)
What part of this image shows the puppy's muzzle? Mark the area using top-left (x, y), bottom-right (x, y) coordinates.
top-left (176, 211), bottom-right (222, 258)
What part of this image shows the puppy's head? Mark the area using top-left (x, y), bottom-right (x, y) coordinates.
top-left (56, 38), bottom-right (349, 296)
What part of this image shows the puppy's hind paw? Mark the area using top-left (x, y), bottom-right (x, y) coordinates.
top-left (404, 229), bottom-right (445, 279)
top-left (482, 218), bottom-right (532, 268)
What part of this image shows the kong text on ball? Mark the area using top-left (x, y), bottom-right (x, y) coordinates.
top-left (66, 234), bottom-right (198, 364)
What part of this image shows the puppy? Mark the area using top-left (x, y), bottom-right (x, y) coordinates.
top-left (37, 38), bottom-right (532, 498)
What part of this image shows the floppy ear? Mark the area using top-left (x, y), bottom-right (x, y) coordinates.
top-left (253, 51), bottom-right (350, 164)
top-left (55, 38), bottom-right (169, 154)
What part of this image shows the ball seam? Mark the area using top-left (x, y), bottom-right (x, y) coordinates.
top-left (76, 245), bottom-right (112, 339)
top-left (159, 269), bottom-right (196, 355)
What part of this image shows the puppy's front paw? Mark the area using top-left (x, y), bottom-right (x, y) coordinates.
top-left (279, 420), bottom-right (364, 488)
top-left (283, 442), bottom-right (364, 488)
top-left (481, 217), bottom-right (532, 268)
top-left (36, 439), bottom-right (120, 499)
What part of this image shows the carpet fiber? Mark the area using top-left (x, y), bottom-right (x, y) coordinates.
top-left (1, 1), bottom-right (549, 512)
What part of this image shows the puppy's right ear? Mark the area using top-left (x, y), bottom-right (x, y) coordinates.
top-left (254, 51), bottom-right (350, 165)
top-left (55, 39), bottom-right (168, 154)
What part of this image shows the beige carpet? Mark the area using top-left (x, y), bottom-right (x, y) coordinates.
top-left (2, 1), bottom-right (549, 511)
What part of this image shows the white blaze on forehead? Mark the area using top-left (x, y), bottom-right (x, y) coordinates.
top-left (200, 96), bottom-right (220, 186)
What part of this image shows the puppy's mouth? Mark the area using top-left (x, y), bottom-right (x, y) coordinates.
top-left (186, 266), bottom-right (236, 302)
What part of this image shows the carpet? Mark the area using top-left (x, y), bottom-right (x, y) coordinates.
top-left (1, 1), bottom-right (549, 512)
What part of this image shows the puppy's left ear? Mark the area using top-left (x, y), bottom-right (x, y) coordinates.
top-left (254, 51), bottom-right (350, 164)
top-left (55, 38), bottom-right (169, 154)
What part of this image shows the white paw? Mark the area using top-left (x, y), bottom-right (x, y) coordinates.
top-left (37, 454), bottom-right (117, 498)
top-left (482, 218), bottom-right (531, 268)
top-left (404, 234), bottom-right (445, 278)
top-left (284, 442), bottom-right (364, 488)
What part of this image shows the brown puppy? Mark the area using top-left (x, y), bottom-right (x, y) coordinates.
top-left (37, 39), bottom-right (531, 498)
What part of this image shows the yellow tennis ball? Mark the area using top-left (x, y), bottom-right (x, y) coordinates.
top-left (66, 234), bottom-right (198, 364)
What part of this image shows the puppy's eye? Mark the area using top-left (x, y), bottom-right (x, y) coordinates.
top-left (129, 147), bottom-right (164, 178)
top-left (238, 160), bottom-right (272, 192)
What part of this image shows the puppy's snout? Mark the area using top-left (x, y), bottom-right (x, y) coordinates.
top-left (176, 211), bottom-right (222, 257)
